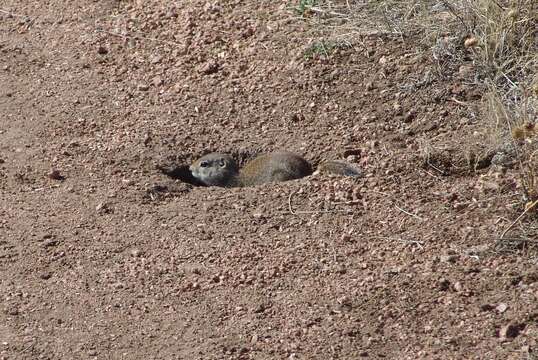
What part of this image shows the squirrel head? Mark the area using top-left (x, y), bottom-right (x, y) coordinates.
top-left (189, 153), bottom-right (239, 187)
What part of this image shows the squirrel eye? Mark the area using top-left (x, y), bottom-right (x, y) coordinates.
top-left (200, 161), bottom-right (209, 168)
top-left (219, 158), bottom-right (226, 167)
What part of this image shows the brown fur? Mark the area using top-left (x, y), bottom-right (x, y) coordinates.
top-left (190, 151), bottom-right (359, 187)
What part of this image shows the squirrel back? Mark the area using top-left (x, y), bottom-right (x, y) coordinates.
top-left (239, 151), bottom-right (312, 186)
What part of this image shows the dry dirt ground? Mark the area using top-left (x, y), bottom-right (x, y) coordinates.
top-left (1, 1), bottom-right (538, 359)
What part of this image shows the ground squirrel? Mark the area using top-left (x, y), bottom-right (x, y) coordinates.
top-left (189, 151), bottom-right (360, 187)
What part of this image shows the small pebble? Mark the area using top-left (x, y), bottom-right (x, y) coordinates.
top-left (43, 239), bottom-right (58, 247)
top-left (96, 202), bottom-right (111, 214)
top-left (464, 37), bottom-right (478, 48)
top-left (130, 248), bottom-right (143, 257)
top-left (6, 308), bottom-right (19, 316)
top-left (152, 76), bottom-right (163, 87)
top-left (48, 169), bottom-right (64, 180)
top-left (438, 278), bottom-right (450, 291)
top-left (440, 254), bottom-right (459, 263)
top-left (97, 46), bottom-right (108, 54)
top-left (498, 323), bottom-right (524, 340)
top-left (137, 83), bottom-right (149, 91)
top-left (496, 303), bottom-right (508, 314)
top-left (39, 272), bottom-right (52, 280)
top-left (199, 61), bottom-right (219, 75)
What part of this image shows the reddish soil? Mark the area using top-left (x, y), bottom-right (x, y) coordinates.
top-left (1, 1), bottom-right (537, 359)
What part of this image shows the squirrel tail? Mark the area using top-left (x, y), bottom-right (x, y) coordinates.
top-left (313, 160), bottom-right (362, 177)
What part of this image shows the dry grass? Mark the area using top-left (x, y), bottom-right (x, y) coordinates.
top-left (297, 0), bottom-right (536, 76)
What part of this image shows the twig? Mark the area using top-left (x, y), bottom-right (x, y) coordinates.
top-left (394, 205), bottom-right (424, 221)
top-left (288, 190), bottom-right (297, 215)
top-left (500, 199), bottom-right (538, 238)
top-left (449, 97), bottom-right (471, 106)
top-left (420, 169), bottom-right (443, 180)
top-left (426, 160), bottom-right (447, 175)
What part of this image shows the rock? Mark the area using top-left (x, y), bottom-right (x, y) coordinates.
top-left (143, 133), bottom-right (152, 146)
top-left (122, 179), bottom-right (135, 186)
top-left (48, 169), bottom-right (64, 180)
top-left (337, 296), bottom-right (352, 311)
top-left (340, 233), bottom-right (352, 242)
top-left (458, 64), bottom-right (474, 77)
top-left (464, 37), bottom-right (478, 48)
top-left (253, 303), bottom-right (267, 313)
top-left (152, 76), bottom-right (163, 87)
top-left (343, 148), bottom-right (361, 157)
top-left (43, 239), bottom-right (58, 247)
top-left (199, 61), bottom-right (219, 75)
top-left (491, 152), bottom-right (515, 168)
top-left (150, 54), bottom-right (163, 64)
top-left (440, 254), bottom-right (459, 263)
top-left (6, 307), bottom-right (19, 316)
top-left (39, 272), bottom-right (52, 280)
top-left (137, 83), bottom-right (149, 91)
top-left (463, 244), bottom-right (489, 256)
top-left (96, 202), bottom-right (111, 214)
top-left (403, 111), bottom-right (416, 123)
top-left (97, 46), bottom-right (108, 54)
top-left (496, 303), bottom-right (508, 314)
top-left (498, 323), bottom-right (525, 340)
top-left (130, 248), bottom-right (143, 257)
top-left (438, 278), bottom-right (450, 291)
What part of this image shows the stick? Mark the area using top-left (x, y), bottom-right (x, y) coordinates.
top-left (426, 160), bottom-right (447, 175)
top-left (288, 190), bottom-right (297, 215)
top-left (449, 97), bottom-right (471, 106)
top-left (500, 199), bottom-right (538, 238)
top-left (395, 204), bottom-right (424, 221)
